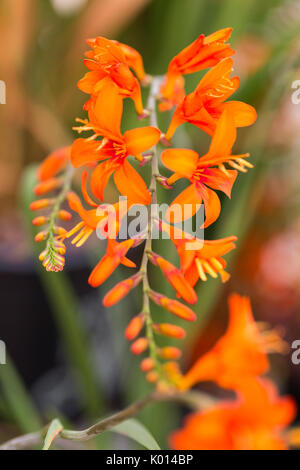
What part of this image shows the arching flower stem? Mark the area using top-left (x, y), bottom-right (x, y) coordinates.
top-left (139, 76), bottom-right (166, 383)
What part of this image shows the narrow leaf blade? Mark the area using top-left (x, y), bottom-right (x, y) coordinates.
top-left (111, 419), bottom-right (160, 450)
top-left (43, 419), bottom-right (64, 450)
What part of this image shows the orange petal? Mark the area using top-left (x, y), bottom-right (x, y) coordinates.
top-left (196, 57), bottom-right (234, 92)
top-left (204, 27), bottom-right (233, 44)
top-left (200, 185), bottom-right (221, 228)
top-left (223, 101), bottom-right (257, 128)
top-left (166, 184), bottom-right (203, 224)
top-left (116, 42), bottom-right (146, 81)
top-left (81, 171), bottom-right (99, 207)
top-left (124, 127), bottom-right (161, 156)
top-left (114, 160), bottom-right (151, 205)
top-left (201, 110), bottom-right (237, 166)
top-left (161, 149), bottom-right (199, 177)
top-left (89, 77), bottom-right (123, 141)
top-left (201, 168), bottom-right (237, 198)
top-left (164, 109), bottom-right (186, 141)
top-left (91, 160), bottom-right (117, 201)
top-left (71, 139), bottom-right (107, 168)
top-left (77, 70), bottom-right (106, 94)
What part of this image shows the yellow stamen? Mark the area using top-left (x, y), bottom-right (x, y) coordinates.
top-left (64, 222), bottom-right (85, 239)
top-left (71, 228), bottom-right (87, 245)
top-left (195, 258), bottom-right (207, 282)
top-left (202, 261), bottom-right (218, 279)
top-left (75, 228), bottom-right (93, 247)
top-left (211, 257), bottom-right (224, 271)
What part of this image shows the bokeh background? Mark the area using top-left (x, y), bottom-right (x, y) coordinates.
top-left (1, 0), bottom-right (300, 449)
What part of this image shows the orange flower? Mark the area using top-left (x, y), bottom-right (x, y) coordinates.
top-left (88, 239), bottom-right (136, 288)
top-left (165, 58), bottom-right (257, 140)
top-left (72, 80), bottom-right (160, 204)
top-left (176, 236), bottom-right (237, 286)
top-left (148, 252), bottom-right (197, 304)
top-left (79, 36), bottom-right (145, 115)
top-left (63, 191), bottom-right (128, 247)
top-left (170, 377), bottom-right (297, 450)
top-left (161, 28), bottom-right (235, 110)
top-left (179, 294), bottom-right (286, 391)
top-left (162, 110), bottom-right (251, 227)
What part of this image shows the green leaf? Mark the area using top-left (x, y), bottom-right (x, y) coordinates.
top-left (43, 419), bottom-right (64, 450)
top-left (111, 419), bottom-right (160, 450)
top-left (0, 355), bottom-right (42, 433)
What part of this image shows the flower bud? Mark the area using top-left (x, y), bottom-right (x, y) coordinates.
top-left (149, 291), bottom-right (196, 322)
top-left (153, 323), bottom-right (186, 339)
top-left (130, 338), bottom-right (149, 355)
top-left (146, 371), bottom-right (159, 383)
top-left (158, 347), bottom-right (182, 360)
top-left (32, 216), bottom-right (49, 227)
top-left (30, 199), bottom-right (52, 211)
top-left (104, 273), bottom-right (142, 308)
top-left (35, 232), bottom-right (47, 243)
top-left (125, 314), bottom-right (145, 341)
top-left (148, 253), bottom-right (197, 305)
top-left (34, 178), bottom-right (62, 195)
top-left (140, 358), bottom-right (155, 372)
top-left (58, 210), bottom-right (72, 221)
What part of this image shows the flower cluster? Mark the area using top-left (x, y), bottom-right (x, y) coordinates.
top-left (29, 29), bottom-right (300, 449)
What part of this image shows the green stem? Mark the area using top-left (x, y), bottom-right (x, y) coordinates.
top-left (0, 390), bottom-right (214, 450)
top-left (139, 76), bottom-right (164, 378)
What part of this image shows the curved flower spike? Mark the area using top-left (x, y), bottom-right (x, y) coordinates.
top-left (165, 58), bottom-right (257, 140)
top-left (179, 294), bottom-right (287, 391)
top-left (161, 28), bottom-right (235, 110)
top-left (162, 110), bottom-right (254, 227)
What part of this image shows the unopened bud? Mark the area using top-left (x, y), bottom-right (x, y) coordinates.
top-left (30, 199), bottom-right (52, 211)
top-left (58, 210), bottom-right (72, 221)
top-left (146, 371), bottom-right (159, 383)
top-left (34, 178), bottom-right (62, 195)
top-left (130, 337), bottom-right (149, 355)
top-left (140, 358), bottom-right (155, 372)
top-left (158, 347), bottom-right (182, 360)
top-left (35, 232), bottom-right (47, 243)
top-left (153, 323), bottom-right (186, 339)
top-left (125, 314), bottom-right (145, 341)
top-left (32, 216), bottom-right (49, 227)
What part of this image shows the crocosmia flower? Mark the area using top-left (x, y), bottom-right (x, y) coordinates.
top-left (162, 110), bottom-right (252, 227)
top-left (171, 378), bottom-right (297, 450)
top-left (165, 58), bottom-right (257, 140)
top-left (161, 28), bottom-right (235, 110)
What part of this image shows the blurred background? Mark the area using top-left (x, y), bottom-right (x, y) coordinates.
top-left (1, 0), bottom-right (300, 449)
